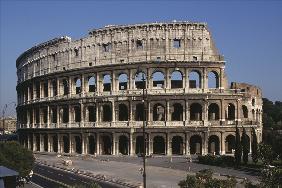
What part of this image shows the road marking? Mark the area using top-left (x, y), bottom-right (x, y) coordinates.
top-left (34, 173), bottom-right (68, 187)
top-left (30, 181), bottom-right (44, 188)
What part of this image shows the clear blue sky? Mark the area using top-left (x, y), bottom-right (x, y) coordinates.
top-left (1, 0), bottom-right (282, 116)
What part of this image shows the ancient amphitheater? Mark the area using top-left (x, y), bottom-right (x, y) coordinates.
top-left (16, 21), bottom-right (262, 156)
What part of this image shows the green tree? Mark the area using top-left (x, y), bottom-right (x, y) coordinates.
top-left (241, 127), bottom-right (249, 164)
top-left (0, 141), bottom-right (34, 177)
top-left (251, 127), bottom-right (258, 163)
top-left (258, 143), bottom-right (273, 165)
top-left (260, 166), bottom-right (282, 188)
top-left (235, 125), bottom-right (242, 165)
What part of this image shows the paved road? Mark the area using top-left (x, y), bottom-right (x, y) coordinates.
top-left (32, 163), bottom-right (123, 188)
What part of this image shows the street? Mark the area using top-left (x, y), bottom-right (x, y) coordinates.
top-left (32, 163), bottom-right (124, 188)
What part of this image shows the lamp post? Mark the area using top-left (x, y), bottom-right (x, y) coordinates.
top-left (2, 102), bottom-right (16, 135)
top-left (136, 68), bottom-right (147, 188)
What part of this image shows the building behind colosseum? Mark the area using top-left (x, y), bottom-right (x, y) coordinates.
top-left (16, 21), bottom-right (262, 156)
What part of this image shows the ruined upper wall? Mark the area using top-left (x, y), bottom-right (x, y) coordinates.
top-left (16, 21), bottom-right (224, 83)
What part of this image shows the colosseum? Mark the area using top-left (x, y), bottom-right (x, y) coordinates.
top-left (16, 21), bottom-right (262, 156)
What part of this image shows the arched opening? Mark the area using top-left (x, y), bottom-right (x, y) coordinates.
top-left (103, 74), bottom-right (111, 92)
top-left (135, 72), bottom-right (146, 89)
top-left (135, 103), bottom-right (145, 121)
top-left (189, 71), bottom-right (201, 88)
top-left (208, 103), bottom-right (220, 120)
top-left (227, 103), bottom-right (235, 120)
top-left (88, 76), bottom-right (96, 92)
top-left (153, 103), bottom-right (165, 121)
top-left (75, 78), bottom-right (81, 94)
top-left (190, 135), bottom-right (202, 155)
top-left (102, 104), bottom-right (112, 122)
top-left (88, 106), bottom-right (96, 122)
top-left (118, 73), bottom-right (128, 90)
top-left (119, 135), bottom-right (129, 155)
top-left (101, 135), bottom-right (112, 155)
top-left (252, 99), bottom-right (255, 106)
top-left (135, 136), bottom-right (144, 155)
top-left (63, 79), bottom-right (69, 95)
top-left (172, 136), bottom-right (183, 155)
top-left (152, 71), bottom-right (165, 88)
top-left (153, 136), bottom-right (165, 155)
top-left (225, 135), bottom-right (235, 154)
top-left (62, 106), bottom-right (69, 123)
top-left (118, 104), bottom-right (128, 121)
top-left (172, 103), bottom-right (183, 121)
top-left (208, 135), bottom-right (220, 155)
top-left (63, 136), bottom-right (69, 153)
top-left (43, 134), bottom-right (48, 152)
top-left (208, 71), bottom-right (219, 88)
top-left (171, 71), bottom-right (183, 88)
top-left (88, 135), bottom-right (96, 155)
top-left (74, 106), bottom-right (81, 122)
top-left (52, 80), bottom-right (57, 96)
top-left (52, 135), bottom-right (58, 152)
top-left (35, 135), bottom-right (40, 151)
top-left (242, 105), bottom-right (248, 118)
top-left (190, 103), bottom-right (202, 121)
top-left (74, 136), bottom-right (82, 154)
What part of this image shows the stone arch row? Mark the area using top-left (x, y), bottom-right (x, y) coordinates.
top-left (22, 132), bottom-right (250, 156)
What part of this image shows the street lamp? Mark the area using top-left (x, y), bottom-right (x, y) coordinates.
top-left (2, 102), bottom-right (17, 135)
top-left (136, 67), bottom-right (147, 188)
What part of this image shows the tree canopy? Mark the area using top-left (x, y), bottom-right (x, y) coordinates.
top-left (0, 141), bottom-right (34, 177)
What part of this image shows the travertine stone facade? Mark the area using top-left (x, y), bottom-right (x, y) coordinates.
top-left (17, 21), bottom-right (262, 156)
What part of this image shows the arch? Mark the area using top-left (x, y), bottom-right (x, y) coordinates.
top-left (102, 104), bottom-right (112, 122)
top-left (63, 135), bottom-right (69, 153)
top-left (74, 136), bottom-right (82, 154)
top-left (208, 103), bottom-right (220, 120)
top-left (172, 103), bottom-right (183, 121)
top-left (190, 135), bottom-right (202, 154)
top-left (208, 71), bottom-right (219, 88)
top-left (225, 134), bottom-right (235, 154)
top-left (153, 136), bottom-right (165, 155)
top-left (75, 78), bottom-right (81, 94)
top-left (208, 135), bottom-right (220, 155)
top-left (74, 106), bottom-right (81, 122)
top-left (63, 79), bottom-right (69, 95)
top-left (171, 70), bottom-right (183, 88)
top-left (103, 74), bottom-right (111, 91)
top-left (189, 71), bottom-right (201, 88)
top-left (43, 134), bottom-right (48, 152)
top-left (35, 135), bottom-right (40, 151)
top-left (88, 135), bottom-right (96, 155)
top-left (135, 72), bottom-right (146, 89)
top-left (172, 136), bottom-right (184, 155)
top-left (118, 104), bottom-right (128, 121)
top-left (242, 105), bottom-right (248, 118)
top-left (135, 136), bottom-right (145, 155)
top-left (101, 135), bottom-right (112, 155)
top-left (153, 103), bottom-right (165, 121)
top-left (252, 109), bottom-right (255, 120)
top-left (88, 76), bottom-right (96, 92)
top-left (227, 103), bottom-right (235, 120)
top-left (119, 135), bottom-right (129, 155)
top-left (135, 103), bottom-right (145, 121)
top-left (61, 107), bottom-right (69, 123)
top-left (190, 103), bottom-right (202, 121)
top-left (88, 106), bottom-right (96, 122)
top-left (152, 71), bottom-right (165, 88)
top-left (252, 98), bottom-right (255, 106)
top-left (118, 73), bottom-right (128, 90)
top-left (52, 135), bottom-right (58, 152)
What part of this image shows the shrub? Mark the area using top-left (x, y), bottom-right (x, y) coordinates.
top-left (197, 155), bottom-right (235, 167)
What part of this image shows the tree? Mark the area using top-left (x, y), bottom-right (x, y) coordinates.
top-left (251, 127), bottom-right (258, 163)
top-left (235, 125), bottom-right (242, 165)
top-left (258, 143), bottom-right (273, 165)
top-left (0, 141), bottom-right (34, 177)
top-left (241, 127), bottom-right (249, 164)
